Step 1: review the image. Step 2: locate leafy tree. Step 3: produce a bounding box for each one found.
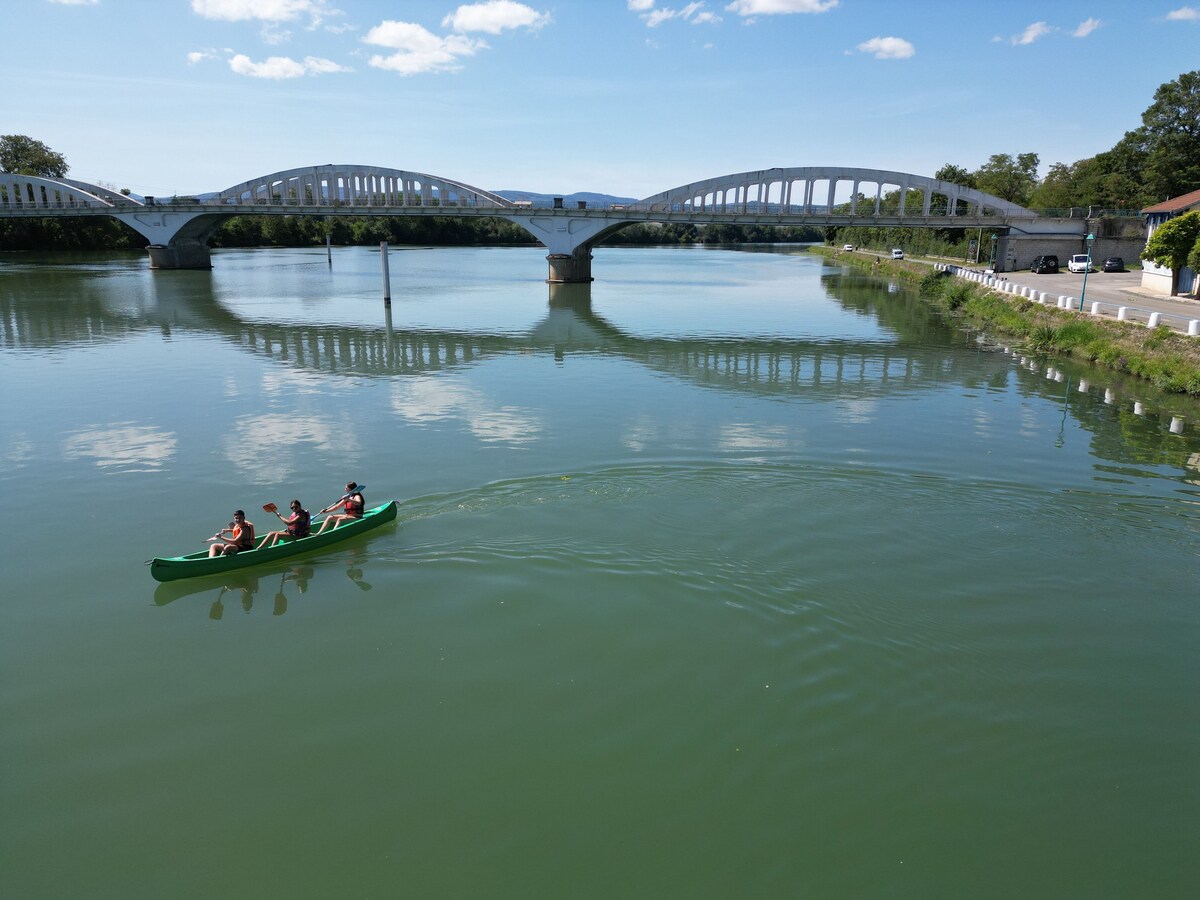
[1142,210,1200,295]
[973,153,1039,205]
[933,164,976,189]
[1028,162,1078,210]
[1137,69,1200,203]
[0,134,68,178]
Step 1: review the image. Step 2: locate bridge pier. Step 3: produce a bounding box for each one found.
[546,248,593,284]
[147,239,213,270]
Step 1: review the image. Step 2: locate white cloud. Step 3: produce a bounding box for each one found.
[221,414,341,483]
[717,423,790,452]
[301,55,351,74]
[1073,17,1100,37]
[1166,6,1199,20]
[442,1,550,34]
[364,20,486,75]
[1012,21,1052,45]
[390,379,542,445]
[641,2,721,27]
[627,0,655,10]
[856,36,915,59]
[228,53,348,78]
[63,425,177,472]
[725,0,837,15]
[191,0,332,24]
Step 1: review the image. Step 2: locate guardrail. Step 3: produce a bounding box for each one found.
[936,264,1200,337]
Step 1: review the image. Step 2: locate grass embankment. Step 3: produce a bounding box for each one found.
[813,246,1200,397]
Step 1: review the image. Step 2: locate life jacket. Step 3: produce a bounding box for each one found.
[233,522,255,550]
[288,509,311,537]
[344,493,364,519]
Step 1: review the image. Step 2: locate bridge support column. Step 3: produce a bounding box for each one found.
[546,248,593,284]
[147,239,213,270]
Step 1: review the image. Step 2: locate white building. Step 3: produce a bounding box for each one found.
[1141,188,1200,296]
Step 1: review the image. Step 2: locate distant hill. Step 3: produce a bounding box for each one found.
[494,190,639,207]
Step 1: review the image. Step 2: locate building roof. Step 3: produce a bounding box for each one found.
[1143,187,1200,214]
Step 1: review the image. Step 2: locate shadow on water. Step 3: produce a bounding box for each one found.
[152,533,385,616]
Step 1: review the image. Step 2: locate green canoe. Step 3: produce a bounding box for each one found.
[150,501,398,582]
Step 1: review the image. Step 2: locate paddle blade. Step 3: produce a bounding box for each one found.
[263,502,278,513]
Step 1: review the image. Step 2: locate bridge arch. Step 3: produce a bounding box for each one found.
[215,164,514,210]
[0,174,142,210]
[637,167,1031,219]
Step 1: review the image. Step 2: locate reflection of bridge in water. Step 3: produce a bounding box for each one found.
[2,272,991,401]
[6,262,1195,464]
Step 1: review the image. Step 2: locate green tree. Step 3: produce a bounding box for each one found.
[1142,210,1200,295]
[973,153,1039,205]
[933,164,976,188]
[1027,162,1077,210]
[1137,69,1200,203]
[0,134,68,177]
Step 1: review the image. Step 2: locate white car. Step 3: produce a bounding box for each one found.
[1068,254,1091,273]
[842,244,855,252]
[891,248,904,259]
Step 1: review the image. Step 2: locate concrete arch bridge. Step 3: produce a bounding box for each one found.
[0,164,1084,280]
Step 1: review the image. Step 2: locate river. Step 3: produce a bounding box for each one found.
[1,244,1197,898]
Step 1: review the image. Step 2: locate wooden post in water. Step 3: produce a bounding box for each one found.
[326,233,332,267]
[380,241,391,306]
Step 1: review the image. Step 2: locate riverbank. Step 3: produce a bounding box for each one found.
[811,246,1200,397]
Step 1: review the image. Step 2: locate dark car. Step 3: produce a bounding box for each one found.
[1030,255,1059,274]
[1102,256,1126,272]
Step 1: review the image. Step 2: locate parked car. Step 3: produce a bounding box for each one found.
[1068,254,1091,273]
[1030,255,1059,274]
[1102,256,1126,272]
[842,244,855,252]
[891,248,904,259]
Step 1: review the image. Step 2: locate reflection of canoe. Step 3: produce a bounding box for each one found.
[150,501,397,582]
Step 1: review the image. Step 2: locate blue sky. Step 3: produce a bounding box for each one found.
[4,0,1198,199]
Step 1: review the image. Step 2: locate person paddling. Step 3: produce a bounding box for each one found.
[314,481,365,535]
[207,510,255,557]
[257,500,311,550]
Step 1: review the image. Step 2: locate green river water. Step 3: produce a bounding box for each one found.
[1,245,1197,898]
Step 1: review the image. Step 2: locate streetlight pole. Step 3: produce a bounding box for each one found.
[1076,233,1095,312]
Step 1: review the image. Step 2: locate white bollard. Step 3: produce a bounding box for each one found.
[1189,320,1199,336]
[1170,417,1184,435]
[1090,301,1101,316]
[1134,402,1145,416]
[1117,307,1128,321]
[1078,380,1089,392]
[1104,389,1114,404]
[1148,312,1161,328]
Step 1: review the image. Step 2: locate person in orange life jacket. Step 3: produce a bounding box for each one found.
[208,510,255,557]
[314,482,365,535]
[257,500,311,550]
